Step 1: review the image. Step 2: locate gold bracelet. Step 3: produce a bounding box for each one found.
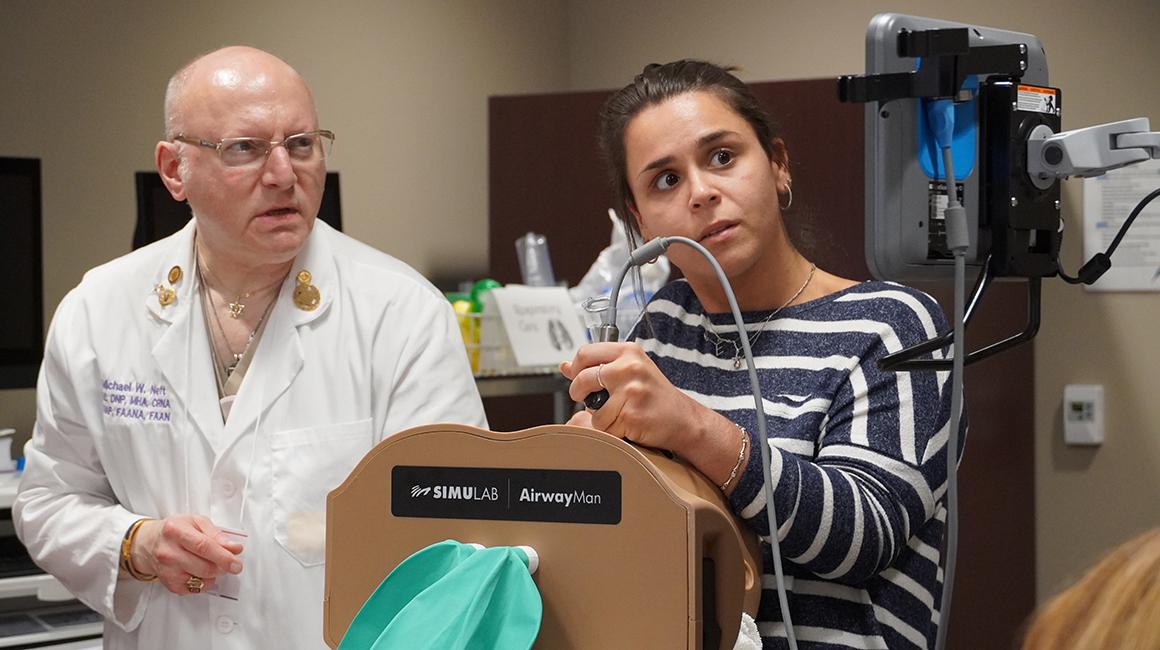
[120,518,158,582]
[719,424,749,492]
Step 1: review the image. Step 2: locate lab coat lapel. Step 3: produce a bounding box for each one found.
[146,221,226,453]
[218,223,335,454]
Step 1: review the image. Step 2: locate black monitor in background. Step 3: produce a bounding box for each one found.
[132,171,343,249]
[0,157,44,390]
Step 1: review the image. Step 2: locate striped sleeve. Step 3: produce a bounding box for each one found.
[726,286,956,584]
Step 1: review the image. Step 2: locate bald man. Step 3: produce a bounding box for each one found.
[14,46,486,648]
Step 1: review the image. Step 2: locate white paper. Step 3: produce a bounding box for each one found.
[489,286,586,367]
[1082,159,1160,291]
[208,527,248,601]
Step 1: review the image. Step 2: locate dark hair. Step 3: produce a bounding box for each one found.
[598,60,782,242]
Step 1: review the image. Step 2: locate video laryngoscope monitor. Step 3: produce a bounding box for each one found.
[837,13,1160,650]
[840,13,1160,370]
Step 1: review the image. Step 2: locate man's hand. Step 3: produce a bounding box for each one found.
[130,514,244,595]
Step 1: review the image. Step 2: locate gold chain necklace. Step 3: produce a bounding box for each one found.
[197,254,285,319]
[702,263,817,369]
[195,261,277,377]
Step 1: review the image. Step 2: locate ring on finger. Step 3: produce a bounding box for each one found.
[186,575,204,594]
[596,363,606,389]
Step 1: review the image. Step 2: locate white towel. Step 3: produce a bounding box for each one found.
[733,612,762,650]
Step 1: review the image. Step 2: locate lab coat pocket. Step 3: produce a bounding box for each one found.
[270,418,373,567]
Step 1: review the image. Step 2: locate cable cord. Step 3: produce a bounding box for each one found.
[605,235,798,650]
[1059,186,1160,285]
[934,146,967,650]
[1100,186,1160,256]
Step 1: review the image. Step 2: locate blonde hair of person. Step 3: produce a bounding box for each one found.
[1022,527,1160,650]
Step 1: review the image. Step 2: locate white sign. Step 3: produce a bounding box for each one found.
[1082,159,1160,291]
[489,286,586,367]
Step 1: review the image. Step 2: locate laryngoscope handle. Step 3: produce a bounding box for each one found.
[582,238,669,411]
[584,323,619,409]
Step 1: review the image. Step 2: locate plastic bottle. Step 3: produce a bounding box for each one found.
[514,232,556,287]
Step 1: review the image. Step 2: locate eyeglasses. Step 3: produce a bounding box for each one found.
[172,130,335,168]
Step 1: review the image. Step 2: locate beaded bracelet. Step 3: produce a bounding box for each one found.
[719,424,749,492]
[120,518,158,582]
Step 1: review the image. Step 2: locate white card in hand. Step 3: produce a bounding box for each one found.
[208,528,248,601]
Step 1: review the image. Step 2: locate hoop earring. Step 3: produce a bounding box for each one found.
[779,185,793,211]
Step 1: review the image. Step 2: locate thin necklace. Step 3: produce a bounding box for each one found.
[196,262,277,377]
[702,262,817,369]
[198,253,286,319]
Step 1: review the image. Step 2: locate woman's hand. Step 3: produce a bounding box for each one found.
[561,342,750,491]
[130,514,244,595]
[556,343,719,459]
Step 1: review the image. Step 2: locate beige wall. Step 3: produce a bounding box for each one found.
[1,0,1157,611]
[560,0,1160,603]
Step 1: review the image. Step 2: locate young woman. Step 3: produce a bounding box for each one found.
[561,60,962,649]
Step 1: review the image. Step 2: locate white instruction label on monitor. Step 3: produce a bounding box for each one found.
[1082,158,1160,291]
[490,286,586,366]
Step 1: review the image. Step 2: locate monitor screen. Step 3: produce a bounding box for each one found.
[133,171,343,249]
[0,157,44,389]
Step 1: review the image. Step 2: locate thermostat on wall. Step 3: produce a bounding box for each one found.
[1063,384,1104,446]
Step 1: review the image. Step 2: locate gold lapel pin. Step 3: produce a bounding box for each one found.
[155,265,182,308]
[154,283,176,307]
[293,269,320,311]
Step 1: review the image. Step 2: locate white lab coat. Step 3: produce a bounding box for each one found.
[14,220,487,649]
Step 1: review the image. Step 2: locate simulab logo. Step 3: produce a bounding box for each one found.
[410,483,499,501]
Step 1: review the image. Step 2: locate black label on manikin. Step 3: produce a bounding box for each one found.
[391,466,621,525]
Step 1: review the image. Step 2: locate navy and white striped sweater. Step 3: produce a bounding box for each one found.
[630,279,965,649]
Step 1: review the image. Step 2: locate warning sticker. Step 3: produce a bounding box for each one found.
[1017,85,1059,114]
